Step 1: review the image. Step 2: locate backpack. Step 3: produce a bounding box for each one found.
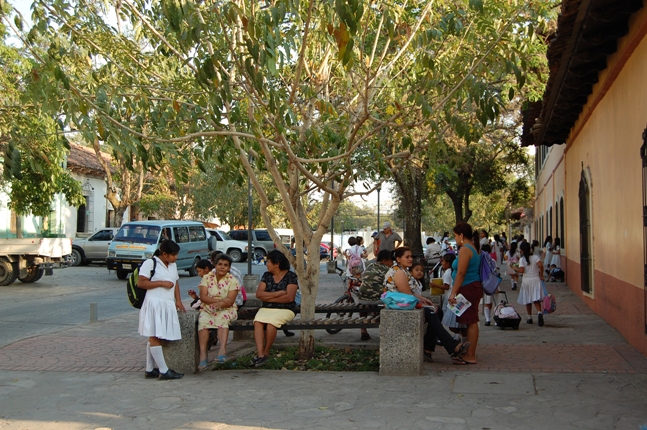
[348,246,364,272]
[480,251,502,295]
[126,258,157,309]
[380,291,419,310]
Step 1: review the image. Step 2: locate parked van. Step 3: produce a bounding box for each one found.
[107,220,209,279]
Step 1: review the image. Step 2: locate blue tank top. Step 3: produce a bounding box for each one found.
[451,244,481,286]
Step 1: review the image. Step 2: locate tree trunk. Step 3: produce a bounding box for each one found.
[393,166,425,255]
[299,252,319,360]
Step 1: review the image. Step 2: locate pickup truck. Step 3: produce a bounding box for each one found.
[206,229,250,263]
[0,237,72,286]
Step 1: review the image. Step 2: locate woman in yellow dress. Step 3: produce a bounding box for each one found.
[197,254,240,370]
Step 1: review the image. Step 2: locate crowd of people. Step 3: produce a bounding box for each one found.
[135,223,565,377]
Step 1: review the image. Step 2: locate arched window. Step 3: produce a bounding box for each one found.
[579,170,592,294]
[555,201,560,240]
[560,197,565,248]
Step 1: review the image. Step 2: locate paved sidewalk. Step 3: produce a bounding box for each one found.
[1,274,647,429]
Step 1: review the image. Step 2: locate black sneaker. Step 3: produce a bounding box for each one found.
[484,321,491,326]
[145,368,160,379]
[538,313,544,327]
[526,318,533,324]
[159,368,184,380]
[252,356,269,367]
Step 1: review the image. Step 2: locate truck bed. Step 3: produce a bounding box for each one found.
[1,238,72,258]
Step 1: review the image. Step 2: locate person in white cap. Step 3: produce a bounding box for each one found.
[376,222,402,254]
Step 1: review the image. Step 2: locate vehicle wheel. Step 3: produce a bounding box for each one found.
[70,249,84,267]
[228,249,243,263]
[0,259,18,286]
[325,294,355,334]
[188,258,200,277]
[18,268,45,283]
[116,269,129,280]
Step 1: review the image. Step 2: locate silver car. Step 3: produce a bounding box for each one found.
[71,228,119,266]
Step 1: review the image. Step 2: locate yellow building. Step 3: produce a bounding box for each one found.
[523,0,647,356]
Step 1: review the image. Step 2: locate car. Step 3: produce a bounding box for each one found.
[290,244,330,260]
[107,220,210,279]
[228,229,276,260]
[206,229,250,263]
[70,228,119,266]
[319,243,337,259]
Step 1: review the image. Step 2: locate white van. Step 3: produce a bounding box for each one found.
[107,220,210,279]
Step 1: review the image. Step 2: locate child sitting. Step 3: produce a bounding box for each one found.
[188,259,215,309]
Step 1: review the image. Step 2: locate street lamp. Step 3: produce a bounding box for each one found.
[377,186,382,231]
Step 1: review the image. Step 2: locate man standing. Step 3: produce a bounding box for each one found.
[376,222,402,254]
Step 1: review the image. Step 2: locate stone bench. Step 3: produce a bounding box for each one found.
[163,306,425,376]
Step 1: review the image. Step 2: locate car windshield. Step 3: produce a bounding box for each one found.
[113,225,161,245]
[218,231,233,241]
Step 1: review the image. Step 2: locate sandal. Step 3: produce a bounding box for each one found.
[452,356,468,365]
[198,360,208,371]
[216,355,227,363]
[451,341,470,358]
[453,356,477,365]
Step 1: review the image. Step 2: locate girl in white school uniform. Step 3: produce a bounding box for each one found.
[513,241,545,326]
[138,239,186,380]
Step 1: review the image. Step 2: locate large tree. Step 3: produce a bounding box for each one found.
[0,19,84,221]
[3,0,552,357]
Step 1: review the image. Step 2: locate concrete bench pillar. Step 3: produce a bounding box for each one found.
[163,310,199,375]
[379,309,424,376]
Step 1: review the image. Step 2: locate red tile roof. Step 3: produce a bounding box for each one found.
[67,143,112,178]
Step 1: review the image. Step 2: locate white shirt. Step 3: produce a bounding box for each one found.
[442,268,453,300]
[140,256,179,301]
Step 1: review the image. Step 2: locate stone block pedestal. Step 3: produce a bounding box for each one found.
[163,310,199,375]
[244,274,260,293]
[379,309,424,376]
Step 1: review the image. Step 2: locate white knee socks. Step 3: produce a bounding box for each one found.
[484,307,491,322]
[146,342,155,371]
[150,345,169,373]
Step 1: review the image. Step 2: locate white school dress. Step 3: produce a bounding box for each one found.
[517,255,543,305]
[543,242,553,268]
[550,246,561,268]
[138,256,182,341]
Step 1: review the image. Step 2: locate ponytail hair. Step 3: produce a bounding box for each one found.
[519,241,531,264]
[472,231,481,253]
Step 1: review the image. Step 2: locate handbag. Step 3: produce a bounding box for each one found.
[380,291,419,310]
[541,280,556,314]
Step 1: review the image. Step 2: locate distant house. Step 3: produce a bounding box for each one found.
[0,143,117,239]
[65,143,115,237]
[522,1,647,355]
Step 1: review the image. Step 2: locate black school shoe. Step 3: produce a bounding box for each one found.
[159,368,184,380]
[144,368,160,379]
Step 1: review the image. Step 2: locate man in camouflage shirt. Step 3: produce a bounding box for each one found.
[358,250,393,340]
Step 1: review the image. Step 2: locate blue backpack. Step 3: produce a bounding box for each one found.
[480,251,502,295]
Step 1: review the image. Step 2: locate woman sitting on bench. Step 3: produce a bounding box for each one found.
[197,253,240,370]
[252,250,299,367]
